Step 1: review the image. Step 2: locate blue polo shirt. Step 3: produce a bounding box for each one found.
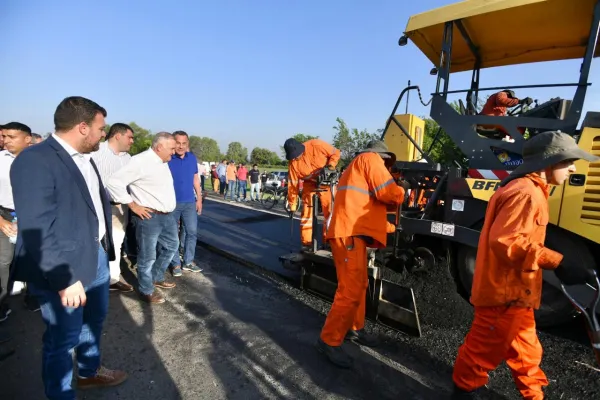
[168,152,199,203]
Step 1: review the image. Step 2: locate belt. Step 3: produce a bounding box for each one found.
[0,206,14,221]
[150,209,168,215]
[110,201,119,206]
[100,234,109,253]
[132,208,169,216]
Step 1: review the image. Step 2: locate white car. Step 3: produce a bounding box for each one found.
[265,171,288,188]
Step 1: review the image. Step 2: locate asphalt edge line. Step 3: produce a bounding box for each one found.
[196,238,299,286]
[204,196,300,220]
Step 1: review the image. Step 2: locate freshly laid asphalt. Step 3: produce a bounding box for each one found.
[0,195,599,399]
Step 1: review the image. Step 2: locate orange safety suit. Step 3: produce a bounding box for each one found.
[287,139,341,246]
[453,174,563,400]
[479,91,525,136]
[320,152,405,346]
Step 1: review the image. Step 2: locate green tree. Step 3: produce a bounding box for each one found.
[279,133,319,158]
[103,122,152,155]
[420,101,468,167]
[250,147,281,166]
[189,136,222,162]
[225,141,248,163]
[332,117,379,167]
[422,118,467,167]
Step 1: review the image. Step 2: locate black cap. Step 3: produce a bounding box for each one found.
[283,138,305,161]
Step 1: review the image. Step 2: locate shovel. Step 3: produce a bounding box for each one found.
[560,270,600,367]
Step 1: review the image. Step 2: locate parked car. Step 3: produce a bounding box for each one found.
[265,171,288,188]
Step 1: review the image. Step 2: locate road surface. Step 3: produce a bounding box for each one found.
[0,196,598,399]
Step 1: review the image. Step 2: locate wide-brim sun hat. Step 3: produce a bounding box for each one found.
[356,140,397,164]
[501,130,600,186]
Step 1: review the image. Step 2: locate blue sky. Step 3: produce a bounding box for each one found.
[1,0,598,157]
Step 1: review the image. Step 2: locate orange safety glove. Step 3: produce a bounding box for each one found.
[386,221,396,233]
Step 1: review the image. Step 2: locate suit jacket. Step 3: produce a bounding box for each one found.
[10,135,115,291]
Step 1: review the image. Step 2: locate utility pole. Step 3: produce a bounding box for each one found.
[405,80,411,114]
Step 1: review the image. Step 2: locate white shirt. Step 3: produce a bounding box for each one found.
[106,148,176,213]
[52,134,106,240]
[91,141,132,187]
[0,150,16,210]
[197,163,206,176]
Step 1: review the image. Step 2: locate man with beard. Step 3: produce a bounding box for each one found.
[10,96,128,399]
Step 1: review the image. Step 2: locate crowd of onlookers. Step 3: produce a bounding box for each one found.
[0,96,296,399]
[0,96,222,398]
[210,160,276,202]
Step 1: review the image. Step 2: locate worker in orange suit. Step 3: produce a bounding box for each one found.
[480,90,532,118]
[478,90,532,138]
[316,140,409,368]
[284,138,341,250]
[451,131,599,399]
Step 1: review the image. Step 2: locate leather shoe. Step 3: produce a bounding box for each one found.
[140,292,165,304]
[77,366,128,389]
[154,281,176,289]
[109,281,133,293]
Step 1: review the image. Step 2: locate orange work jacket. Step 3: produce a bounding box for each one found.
[480,91,520,117]
[470,174,563,309]
[288,139,340,206]
[325,152,405,248]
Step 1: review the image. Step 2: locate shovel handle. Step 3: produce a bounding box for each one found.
[560,271,600,329]
[561,270,600,367]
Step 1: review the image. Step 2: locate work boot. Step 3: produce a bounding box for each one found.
[345,329,380,347]
[450,385,481,399]
[315,338,353,369]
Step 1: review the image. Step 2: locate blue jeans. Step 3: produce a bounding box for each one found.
[219,177,226,195]
[29,245,109,400]
[238,181,247,199]
[227,180,236,200]
[171,202,198,266]
[135,213,179,295]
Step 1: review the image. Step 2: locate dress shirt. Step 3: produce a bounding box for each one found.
[0,150,16,210]
[197,163,206,176]
[52,134,106,240]
[106,148,176,213]
[91,141,131,187]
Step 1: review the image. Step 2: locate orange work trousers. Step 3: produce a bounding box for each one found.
[453,306,548,400]
[299,181,331,246]
[320,236,368,346]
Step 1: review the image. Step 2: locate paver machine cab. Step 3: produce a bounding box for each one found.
[280,0,600,346]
